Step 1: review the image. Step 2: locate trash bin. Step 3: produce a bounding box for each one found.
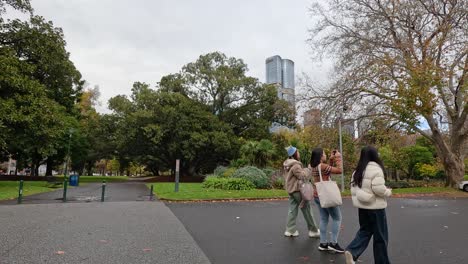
[69,174,79,186]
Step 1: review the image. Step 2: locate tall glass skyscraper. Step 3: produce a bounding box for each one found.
[266,55,296,133]
[265,55,295,104]
[265,55,282,85]
[281,59,294,89]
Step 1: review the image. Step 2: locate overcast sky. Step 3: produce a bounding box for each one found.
[27,0,332,113]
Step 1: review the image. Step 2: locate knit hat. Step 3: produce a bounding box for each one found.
[286,146,297,157]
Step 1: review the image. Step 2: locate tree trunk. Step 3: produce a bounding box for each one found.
[430,129,465,187]
[34,165,39,177]
[46,158,53,176]
[441,153,464,187]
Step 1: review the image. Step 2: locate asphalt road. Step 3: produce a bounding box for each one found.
[0,202,211,264]
[168,197,468,264]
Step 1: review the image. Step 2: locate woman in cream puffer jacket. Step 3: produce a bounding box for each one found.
[345,146,392,264]
[350,161,392,209]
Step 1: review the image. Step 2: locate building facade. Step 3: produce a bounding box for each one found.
[265,55,295,106]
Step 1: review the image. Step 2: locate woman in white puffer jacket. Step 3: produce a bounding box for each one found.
[345,146,392,264]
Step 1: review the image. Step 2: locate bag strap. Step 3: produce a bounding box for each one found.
[318,163,323,182]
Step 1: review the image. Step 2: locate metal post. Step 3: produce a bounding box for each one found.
[18,180,24,204]
[101,180,106,202]
[175,159,180,192]
[63,179,68,202]
[338,117,345,192]
[64,129,73,179]
[150,184,154,200]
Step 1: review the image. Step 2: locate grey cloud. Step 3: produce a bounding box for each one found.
[30,0,330,113]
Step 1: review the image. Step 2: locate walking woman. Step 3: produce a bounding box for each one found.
[345,146,392,264]
[283,146,320,238]
[309,148,344,253]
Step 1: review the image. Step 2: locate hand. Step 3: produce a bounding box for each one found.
[331,150,341,159]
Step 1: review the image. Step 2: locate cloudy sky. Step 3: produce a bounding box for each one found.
[26,0,332,113]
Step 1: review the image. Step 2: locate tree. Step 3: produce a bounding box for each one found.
[159,52,294,139]
[401,145,435,179]
[239,139,276,168]
[0,0,32,15]
[109,83,240,176]
[0,47,75,175]
[1,16,83,111]
[308,0,467,186]
[1,6,84,175]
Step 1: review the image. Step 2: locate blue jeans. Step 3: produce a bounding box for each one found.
[314,197,342,244]
[346,208,390,264]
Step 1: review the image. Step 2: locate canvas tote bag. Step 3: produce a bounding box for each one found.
[315,164,342,208]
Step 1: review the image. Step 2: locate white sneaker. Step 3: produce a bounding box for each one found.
[345,251,355,264]
[308,230,320,238]
[284,230,299,237]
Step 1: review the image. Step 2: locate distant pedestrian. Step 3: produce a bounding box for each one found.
[345,146,392,264]
[283,146,320,238]
[309,148,344,253]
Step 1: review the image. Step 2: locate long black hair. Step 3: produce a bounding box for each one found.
[352,146,385,188]
[309,148,323,168]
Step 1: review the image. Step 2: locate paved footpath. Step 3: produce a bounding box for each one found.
[1,182,152,205]
[168,197,468,264]
[0,201,211,264]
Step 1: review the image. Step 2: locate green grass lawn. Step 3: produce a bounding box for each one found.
[55,176,129,183]
[391,187,459,194]
[148,183,466,201]
[0,181,59,201]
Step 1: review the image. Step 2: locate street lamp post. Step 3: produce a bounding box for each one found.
[338,105,348,193]
[64,129,73,179]
[338,117,344,192]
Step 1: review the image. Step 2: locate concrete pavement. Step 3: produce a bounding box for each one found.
[0,201,211,264]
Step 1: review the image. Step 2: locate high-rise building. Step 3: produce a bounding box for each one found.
[266,55,296,133]
[281,59,294,89]
[265,55,295,105]
[265,55,282,86]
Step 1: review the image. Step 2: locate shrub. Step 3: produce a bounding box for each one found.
[214,166,228,177]
[272,177,285,189]
[415,163,438,178]
[232,166,270,189]
[202,176,255,190]
[222,167,236,178]
[230,158,248,168]
[386,181,411,189]
[262,167,276,178]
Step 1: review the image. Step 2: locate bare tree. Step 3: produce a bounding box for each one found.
[307,0,467,186]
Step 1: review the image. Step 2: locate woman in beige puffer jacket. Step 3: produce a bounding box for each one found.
[345,146,392,264]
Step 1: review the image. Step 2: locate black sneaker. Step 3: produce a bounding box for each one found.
[318,243,329,251]
[328,243,345,253]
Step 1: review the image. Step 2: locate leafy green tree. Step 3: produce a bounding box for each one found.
[0,47,75,175]
[109,83,240,176]
[159,52,294,139]
[239,139,275,168]
[1,7,84,175]
[0,0,32,15]
[401,145,434,179]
